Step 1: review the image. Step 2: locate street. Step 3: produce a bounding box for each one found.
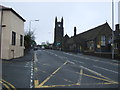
[2,49,119,89]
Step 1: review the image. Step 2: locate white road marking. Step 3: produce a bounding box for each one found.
[77,69,83,84]
[34,51,38,63]
[67,60,75,64]
[30,61,34,88]
[72,60,84,64]
[63,52,118,66]
[93,65,118,74]
[80,65,102,76]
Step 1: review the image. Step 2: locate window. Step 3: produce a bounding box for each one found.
[12,31,16,45]
[114,43,118,49]
[108,36,112,44]
[20,35,23,46]
[101,36,106,46]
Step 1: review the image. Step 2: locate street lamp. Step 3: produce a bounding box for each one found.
[112,0,114,59]
[29,19,39,33]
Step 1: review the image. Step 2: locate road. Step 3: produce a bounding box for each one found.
[33,49,119,88]
[1,49,119,89]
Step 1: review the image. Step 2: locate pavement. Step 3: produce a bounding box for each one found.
[1,49,120,89]
[2,50,34,89]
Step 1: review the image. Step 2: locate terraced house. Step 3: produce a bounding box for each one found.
[0,5,25,60]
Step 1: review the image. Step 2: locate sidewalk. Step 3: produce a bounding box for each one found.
[2,49,34,62]
[82,51,120,61]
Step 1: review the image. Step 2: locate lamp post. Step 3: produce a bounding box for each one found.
[112,0,114,59]
[29,19,39,33]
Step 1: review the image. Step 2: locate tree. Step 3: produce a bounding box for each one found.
[24,31,36,51]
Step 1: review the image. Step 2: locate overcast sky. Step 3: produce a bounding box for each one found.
[1,1,119,44]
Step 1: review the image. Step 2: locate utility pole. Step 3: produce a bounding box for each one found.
[112,0,114,59]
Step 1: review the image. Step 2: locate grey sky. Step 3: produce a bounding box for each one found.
[1,1,118,44]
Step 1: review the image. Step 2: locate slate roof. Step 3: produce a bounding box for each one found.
[0,5,25,22]
[76,22,111,41]
[66,22,112,46]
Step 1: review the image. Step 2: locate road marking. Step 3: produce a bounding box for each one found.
[34,80,39,88]
[0,81,11,90]
[72,60,84,64]
[43,64,51,67]
[93,65,118,74]
[80,66,101,76]
[40,83,78,88]
[40,81,119,88]
[34,51,38,63]
[30,62,34,88]
[79,65,118,84]
[0,80,16,90]
[35,61,68,88]
[2,80,16,89]
[64,79,74,83]
[81,73,115,83]
[77,68,83,84]
[62,51,118,66]
[67,60,75,64]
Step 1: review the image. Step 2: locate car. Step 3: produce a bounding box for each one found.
[34,47,38,50]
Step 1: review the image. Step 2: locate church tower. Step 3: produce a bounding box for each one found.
[54,17,64,49]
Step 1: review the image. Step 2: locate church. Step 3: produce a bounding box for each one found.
[53,17,64,50]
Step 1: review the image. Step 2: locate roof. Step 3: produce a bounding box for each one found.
[76,22,111,41]
[66,22,112,46]
[64,34,69,38]
[0,5,25,22]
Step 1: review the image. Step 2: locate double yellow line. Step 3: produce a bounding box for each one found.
[0,79,16,90]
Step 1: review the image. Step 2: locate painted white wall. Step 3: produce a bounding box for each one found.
[1,10,25,60]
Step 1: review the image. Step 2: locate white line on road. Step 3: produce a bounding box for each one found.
[62,51,118,66]
[80,65,102,76]
[67,60,75,64]
[72,60,84,64]
[34,51,38,63]
[30,61,34,88]
[93,65,118,74]
[77,69,83,84]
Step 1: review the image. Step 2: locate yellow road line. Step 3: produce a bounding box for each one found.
[41,83,78,88]
[96,74,118,84]
[81,73,118,84]
[34,80,39,88]
[40,81,118,88]
[0,81,11,90]
[80,66,118,84]
[35,61,68,88]
[2,80,16,90]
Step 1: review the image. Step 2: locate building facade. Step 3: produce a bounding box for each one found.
[114,24,120,55]
[53,17,64,50]
[62,22,113,53]
[0,5,25,60]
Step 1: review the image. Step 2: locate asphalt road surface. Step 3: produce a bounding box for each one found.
[33,50,119,88]
[1,49,119,89]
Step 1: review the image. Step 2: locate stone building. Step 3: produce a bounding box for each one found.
[53,17,64,50]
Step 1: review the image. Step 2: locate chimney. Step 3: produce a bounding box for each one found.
[115,24,119,31]
[74,27,76,36]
